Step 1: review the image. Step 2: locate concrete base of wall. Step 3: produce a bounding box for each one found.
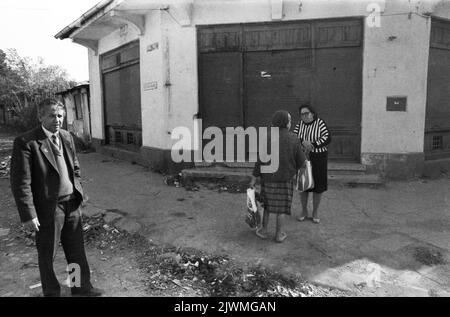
[91,139,193,174]
[90,140,449,179]
[100,146,146,165]
[91,138,105,149]
[141,146,194,174]
[362,152,424,180]
[423,158,450,178]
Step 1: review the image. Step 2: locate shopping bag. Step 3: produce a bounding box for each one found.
[296,160,314,192]
[245,188,263,229]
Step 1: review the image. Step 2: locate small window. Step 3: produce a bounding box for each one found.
[432,136,443,150]
[127,132,134,144]
[115,131,122,143]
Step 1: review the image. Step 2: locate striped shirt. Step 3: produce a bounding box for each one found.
[292,117,331,153]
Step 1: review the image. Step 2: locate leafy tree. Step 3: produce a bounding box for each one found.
[0,48,76,131]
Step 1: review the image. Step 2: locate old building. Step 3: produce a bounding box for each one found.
[56,0,450,179]
[55,82,92,145]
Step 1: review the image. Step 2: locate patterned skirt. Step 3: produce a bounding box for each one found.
[261,179,294,215]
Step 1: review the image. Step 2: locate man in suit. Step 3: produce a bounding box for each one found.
[10,98,103,297]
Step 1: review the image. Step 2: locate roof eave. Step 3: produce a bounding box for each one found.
[55,0,116,39]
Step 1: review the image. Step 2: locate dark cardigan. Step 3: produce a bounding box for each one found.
[253,128,306,182]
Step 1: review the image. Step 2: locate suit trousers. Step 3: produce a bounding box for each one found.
[35,199,92,297]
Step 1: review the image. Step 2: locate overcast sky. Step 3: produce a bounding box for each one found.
[0,0,101,82]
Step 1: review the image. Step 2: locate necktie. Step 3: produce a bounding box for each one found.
[51,135,58,147]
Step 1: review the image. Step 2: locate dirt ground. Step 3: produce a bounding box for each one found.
[0,131,347,297]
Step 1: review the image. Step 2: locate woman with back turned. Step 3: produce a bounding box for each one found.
[293,104,331,224]
[250,110,306,243]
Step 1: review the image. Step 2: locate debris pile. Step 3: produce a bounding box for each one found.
[164,174,183,188]
[82,215,126,251]
[19,227,36,247]
[135,244,343,297]
[0,156,11,178]
[78,215,347,297]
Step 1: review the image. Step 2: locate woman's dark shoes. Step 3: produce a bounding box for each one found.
[71,286,104,297]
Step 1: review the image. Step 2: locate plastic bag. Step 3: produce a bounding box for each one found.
[245,188,263,229]
[296,160,314,192]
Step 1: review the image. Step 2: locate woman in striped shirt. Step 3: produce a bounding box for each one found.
[293,104,331,224]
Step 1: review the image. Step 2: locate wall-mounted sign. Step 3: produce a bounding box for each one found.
[144,81,158,91]
[386,96,407,111]
[147,42,159,52]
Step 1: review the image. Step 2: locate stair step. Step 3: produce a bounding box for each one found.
[194,161,255,168]
[182,166,384,188]
[181,167,252,183]
[328,162,366,171]
[194,162,367,173]
[328,174,384,187]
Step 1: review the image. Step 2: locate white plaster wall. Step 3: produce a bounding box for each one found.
[140,11,167,149]
[431,0,450,19]
[192,0,386,25]
[163,12,198,151]
[98,23,140,55]
[88,49,103,140]
[361,12,430,154]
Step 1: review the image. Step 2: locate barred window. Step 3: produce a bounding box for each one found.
[115,131,122,143]
[127,132,134,144]
[432,135,443,150]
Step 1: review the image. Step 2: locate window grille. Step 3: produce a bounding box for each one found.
[115,131,122,143]
[432,135,443,150]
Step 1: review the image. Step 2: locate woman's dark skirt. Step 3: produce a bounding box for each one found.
[306,151,328,193]
[261,179,294,215]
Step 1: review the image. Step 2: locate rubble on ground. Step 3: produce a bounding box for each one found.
[0,156,11,178]
[164,173,249,194]
[81,215,347,297]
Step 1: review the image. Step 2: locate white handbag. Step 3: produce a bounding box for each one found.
[296,160,314,192]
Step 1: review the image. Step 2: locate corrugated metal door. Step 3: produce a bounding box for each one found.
[314,46,362,160]
[199,52,243,128]
[198,19,362,161]
[244,50,312,128]
[425,19,450,160]
[199,52,242,160]
[101,41,142,151]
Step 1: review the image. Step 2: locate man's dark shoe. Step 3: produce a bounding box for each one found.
[71,287,104,297]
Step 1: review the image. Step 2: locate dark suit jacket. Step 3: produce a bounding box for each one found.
[10,127,84,225]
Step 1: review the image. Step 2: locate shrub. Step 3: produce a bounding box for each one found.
[8,104,39,132]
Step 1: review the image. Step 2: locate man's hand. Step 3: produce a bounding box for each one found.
[23,218,40,232]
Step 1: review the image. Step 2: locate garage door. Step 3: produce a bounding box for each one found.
[198,19,362,162]
[101,41,142,151]
[425,19,450,160]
